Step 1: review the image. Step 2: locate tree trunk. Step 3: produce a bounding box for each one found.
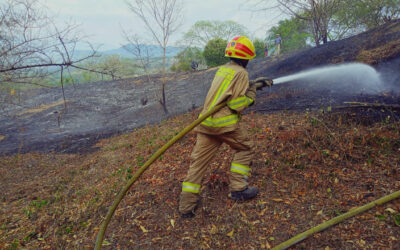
[322,32,328,44]
[161,46,168,113]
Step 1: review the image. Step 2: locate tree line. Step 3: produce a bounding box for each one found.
[1,0,398,113]
[172,0,399,70]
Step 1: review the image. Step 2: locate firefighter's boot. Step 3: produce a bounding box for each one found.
[230,186,258,201]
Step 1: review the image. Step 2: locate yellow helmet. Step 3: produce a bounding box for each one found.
[225,36,256,60]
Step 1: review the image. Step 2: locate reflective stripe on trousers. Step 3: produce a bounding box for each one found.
[182,182,201,194]
[230,162,251,177]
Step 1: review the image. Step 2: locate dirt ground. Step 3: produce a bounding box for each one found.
[0,109,399,249]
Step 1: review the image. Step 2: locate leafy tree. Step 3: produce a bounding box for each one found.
[253,38,267,58]
[183,20,248,47]
[203,38,229,68]
[254,0,399,45]
[268,17,311,54]
[254,0,341,46]
[97,55,137,80]
[334,0,400,32]
[70,55,137,84]
[170,47,205,72]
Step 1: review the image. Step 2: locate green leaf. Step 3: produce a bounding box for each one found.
[394,214,400,226]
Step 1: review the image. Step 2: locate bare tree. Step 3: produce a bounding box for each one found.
[275,0,342,46]
[125,0,183,113]
[122,32,153,82]
[0,0,125,115]
[122,32,154,105]
[0,0,100,85]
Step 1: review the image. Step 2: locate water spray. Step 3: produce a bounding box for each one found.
[271,63,382,93]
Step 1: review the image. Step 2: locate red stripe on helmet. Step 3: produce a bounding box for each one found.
[235,43,254,56]
[235,51,247,58]
[232,36,241,40]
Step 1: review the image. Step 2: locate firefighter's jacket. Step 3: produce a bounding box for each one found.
[195,61,257,135]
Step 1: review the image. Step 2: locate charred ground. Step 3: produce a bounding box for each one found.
[1,20,400,155]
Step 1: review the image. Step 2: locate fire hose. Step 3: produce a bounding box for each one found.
[272,189,400,249]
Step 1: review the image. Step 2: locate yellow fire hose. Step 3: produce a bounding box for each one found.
[272,189,400,249]
[94,101,228,249]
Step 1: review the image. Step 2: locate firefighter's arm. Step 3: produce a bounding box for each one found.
[249,77,273,89]
[227,71,255,112]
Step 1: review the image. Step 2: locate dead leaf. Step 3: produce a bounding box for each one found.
[271,198,283,202]
[385,208,397,214]
[140,225,148,233]
[210,224,218,234]
[226,229,234,238]
[152,237,162,242]
[259,207,268,216]
[170,219,175,228]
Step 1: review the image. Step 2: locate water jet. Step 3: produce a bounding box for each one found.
[272,63,382,94]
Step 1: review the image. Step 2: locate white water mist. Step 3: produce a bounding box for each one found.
[273,63,382,93]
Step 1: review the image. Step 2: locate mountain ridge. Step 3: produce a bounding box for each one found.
[74,44,184,59]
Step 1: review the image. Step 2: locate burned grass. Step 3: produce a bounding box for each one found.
[0,109,399,249]
[357,39,400,65]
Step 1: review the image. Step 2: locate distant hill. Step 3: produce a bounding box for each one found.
[74,44,183,59]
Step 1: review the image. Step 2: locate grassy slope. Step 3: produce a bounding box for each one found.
[0,109,399,249]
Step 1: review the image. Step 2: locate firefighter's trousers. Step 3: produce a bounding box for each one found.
[179,127,255,214]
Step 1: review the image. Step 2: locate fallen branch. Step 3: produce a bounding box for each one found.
[271,189,400,250]
[337,101,400,109]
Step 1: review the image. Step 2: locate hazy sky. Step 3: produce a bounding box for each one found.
[42,0,282,50]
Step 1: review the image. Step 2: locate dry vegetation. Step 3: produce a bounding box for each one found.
[1,108,399,249]
[357,39,400,65]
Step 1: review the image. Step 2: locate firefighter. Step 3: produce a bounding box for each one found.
[179,36,273,218]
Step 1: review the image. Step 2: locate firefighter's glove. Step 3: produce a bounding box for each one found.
[250,77,273,90]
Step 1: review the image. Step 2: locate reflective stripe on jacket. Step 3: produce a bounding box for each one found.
[195,61,256,135]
